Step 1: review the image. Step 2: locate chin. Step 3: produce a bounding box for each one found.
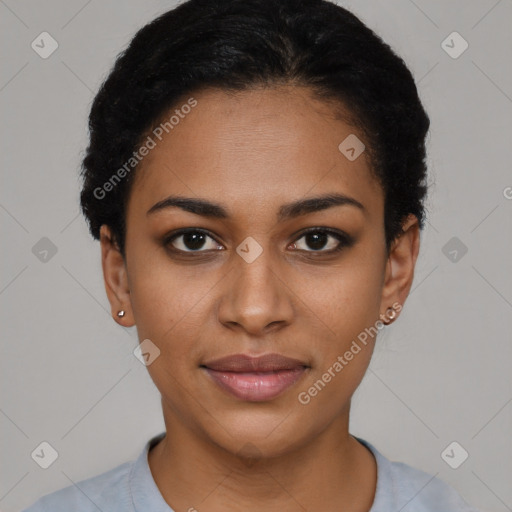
[200,406,313,460]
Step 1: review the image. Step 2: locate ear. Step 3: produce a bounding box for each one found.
[379,214,421,324]
[100,225,135,327]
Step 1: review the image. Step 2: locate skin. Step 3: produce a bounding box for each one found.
[100,85,420,512]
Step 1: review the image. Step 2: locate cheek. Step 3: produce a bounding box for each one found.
[302,258,385,343]
[294,251,385,408]
[127,244,214,339]
[128,261,211,407]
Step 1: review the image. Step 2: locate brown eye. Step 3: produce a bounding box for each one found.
[165,229,223,253]
[292,228,353,253]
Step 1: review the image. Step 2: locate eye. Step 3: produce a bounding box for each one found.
[163,227,353,256]
[290,228,353,253]
[164,229,223,253]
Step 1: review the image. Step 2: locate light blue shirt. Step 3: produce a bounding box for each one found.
[22,432,480,511]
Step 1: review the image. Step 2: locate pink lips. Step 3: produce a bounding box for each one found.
[202,353,309,402]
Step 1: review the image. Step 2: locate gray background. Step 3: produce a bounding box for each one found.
[1,0,511,511]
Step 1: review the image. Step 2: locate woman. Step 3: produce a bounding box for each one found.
[23,0,481,510]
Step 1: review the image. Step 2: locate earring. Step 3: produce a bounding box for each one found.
[383,306,397,325]
[117,310,125,318]
[385,306,397,320]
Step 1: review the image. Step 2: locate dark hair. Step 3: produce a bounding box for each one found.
[80,0,430,257]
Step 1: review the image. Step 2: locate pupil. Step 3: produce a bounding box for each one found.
[306,232,327,250]
[184,232,206,250]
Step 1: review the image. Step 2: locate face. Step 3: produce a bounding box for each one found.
[101,85,419,457]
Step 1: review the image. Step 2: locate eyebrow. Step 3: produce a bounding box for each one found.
[146,193,365,221]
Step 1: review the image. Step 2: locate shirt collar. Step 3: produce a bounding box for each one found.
[130,431,172,511]
[130,432,391,511]
[354,436,395,511]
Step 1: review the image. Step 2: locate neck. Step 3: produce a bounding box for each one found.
[148,403,377,512]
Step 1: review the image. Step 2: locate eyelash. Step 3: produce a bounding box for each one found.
[163,227,353,256]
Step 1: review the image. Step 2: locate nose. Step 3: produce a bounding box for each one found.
[217,248,295,336]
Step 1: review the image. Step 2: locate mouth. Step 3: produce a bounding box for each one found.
[200,353,310,402]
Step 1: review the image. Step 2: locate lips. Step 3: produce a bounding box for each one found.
[201,353,309,402]
[202,353,308,372]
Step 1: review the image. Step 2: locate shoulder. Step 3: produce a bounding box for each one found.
[21,460,134,512]
[355,437,482,512]
[386,459,480,511]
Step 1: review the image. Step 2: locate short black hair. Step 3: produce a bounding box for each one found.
[80,0,430,257]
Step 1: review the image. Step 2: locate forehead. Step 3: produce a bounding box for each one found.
[128,85,383,222]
